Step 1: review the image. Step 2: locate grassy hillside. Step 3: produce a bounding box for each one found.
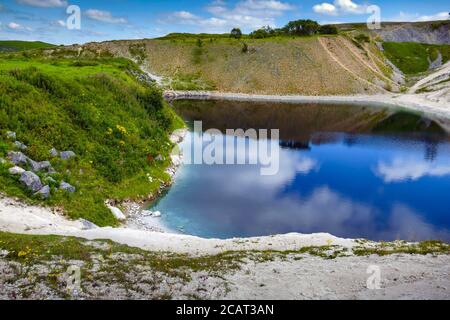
[83,35,398,95]
[383,42,450,75]
[0,49,183,226]
[0,41,56,52]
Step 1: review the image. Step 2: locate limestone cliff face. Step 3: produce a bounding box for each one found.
[375,22,450,45]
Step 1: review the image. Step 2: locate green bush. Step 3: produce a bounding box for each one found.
[319,25,338,35]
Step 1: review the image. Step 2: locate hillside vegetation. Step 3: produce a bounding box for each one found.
[0,48,183,226]
[383,42,450,75]
[83,34,400,95]
[0,41,56,52]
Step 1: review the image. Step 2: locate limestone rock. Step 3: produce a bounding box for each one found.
[6,131,16,140]
[34,185,50,199]
[107,204,126,221]
[60,181,76,193]
[8,166,25,175]
[8,151,28,166]
[19,171,43,193]
[50,148,58,157]
[60,151,76,160]
[14,141,28,151]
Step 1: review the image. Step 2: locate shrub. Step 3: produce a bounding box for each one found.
[241,42,249,53]
[319,25,338,35]
[230,28,243,39]
[355,34,370,43]
[283,19,319,36]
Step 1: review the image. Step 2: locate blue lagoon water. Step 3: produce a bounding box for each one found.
[148,100,450,241]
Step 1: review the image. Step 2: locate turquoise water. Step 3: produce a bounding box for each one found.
[147,100,450,241]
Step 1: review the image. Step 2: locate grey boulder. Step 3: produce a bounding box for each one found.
[8,151,28,166]
[60,151,76,160]
[34,185,50,199]
[50,148,58,157]
[20,171,43,193]
[78,218,99,230]
[6,131,16,140]
[14,141,28,151]
[29,159,53,173]
[60,181,76,193]
[9,166,25,175]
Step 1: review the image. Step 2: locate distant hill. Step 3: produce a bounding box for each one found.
[78,35,401,95]
[0,40,56,52]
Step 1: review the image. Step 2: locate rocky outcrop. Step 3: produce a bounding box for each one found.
[14,141,27,151]
[6,131,16,140]
[8,166,25,175]
[49,148,58,157]
[29,160,53,173]
[60,181,76,193]
[34,185,50,199]
[375,22,450,45]
[19,171,43,193]
[106,204,126,221]
[8,151,28,166]
[60,151,76,160]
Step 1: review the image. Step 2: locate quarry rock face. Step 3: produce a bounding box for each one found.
[376,23,450,45]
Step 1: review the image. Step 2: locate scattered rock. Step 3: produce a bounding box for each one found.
[60,151,76,160]
[14,141,27,151]
[152,211,162,218]
[60,181,76,193]
[141,210,161,218]
[155,154,164,161]
[107,204,126,221]
[6,131,16,140]
[19,171,43,193]
[29,160,53,173]
[78,218,99,230]
[8,166,25,175]
[49,148,58,157]
[0,158,5,165]
[8,151,28,166]
[141,210,153,217]
[34,185,50,199]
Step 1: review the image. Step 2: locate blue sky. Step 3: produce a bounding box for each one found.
[0,0,448,44]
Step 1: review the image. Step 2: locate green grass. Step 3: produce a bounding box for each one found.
[353,240,450,256]
[383,42,450,75]
[0,40,56,52]
[0,50,183,226]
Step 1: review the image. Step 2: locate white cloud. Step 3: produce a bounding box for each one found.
[389,11,449,22]
[173,11,199,20]
[375,158,450,183]
[313,0,367,16]
[8,22,22,29]
[165,0,294,32]
[6,21,33,32]
[85,9,128,24]
[16,0,67,8]
[416,12,449,22]
[313,3,338,16]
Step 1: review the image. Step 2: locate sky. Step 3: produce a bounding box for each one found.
[0,0,449,45]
